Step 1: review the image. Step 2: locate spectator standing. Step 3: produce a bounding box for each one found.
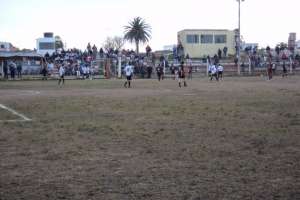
[213,54,219,65]
[223,46,228,57]
[17,61,22,79]
[9,61,16,80]
[218,49,222,59]
[146,45,152,57]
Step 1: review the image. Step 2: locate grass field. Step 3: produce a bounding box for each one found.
[0,76,299,200]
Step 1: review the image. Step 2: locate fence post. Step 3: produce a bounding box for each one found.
[1,61,3,77]
[206,59,209,76]
[118,56,122,78]
[289,57,293,74]
[248,57,251,75]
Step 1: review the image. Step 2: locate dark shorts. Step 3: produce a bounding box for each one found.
[126,75,132,81]
[283,67,287,73]
[60,75,64,79]
[218,71,223,75]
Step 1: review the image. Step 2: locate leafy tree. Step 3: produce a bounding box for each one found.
[278,42,288,51]
[124,17,151,54]
[55,36,64,49]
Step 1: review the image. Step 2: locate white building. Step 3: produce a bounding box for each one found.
[177,29,237,58]
[296,40,300,49]
[36,32,56,55]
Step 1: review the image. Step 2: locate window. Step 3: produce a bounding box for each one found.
[215,35,227,43]
[186,34,199,44]
[39,42,55,50]
[0,44,5,48]
[201,34,213,44]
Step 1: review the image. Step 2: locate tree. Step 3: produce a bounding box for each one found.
[55,36,64,49]
[103,36,125,52]
[124,17,151,54]
[277,42,288,51]
[113,36,125,51]
[103,37,116,52]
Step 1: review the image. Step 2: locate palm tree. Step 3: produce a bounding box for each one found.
[124,17,151,54]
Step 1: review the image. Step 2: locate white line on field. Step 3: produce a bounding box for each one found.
[27,90,41,95]
[0,119,30,123]
[0,104,32,122]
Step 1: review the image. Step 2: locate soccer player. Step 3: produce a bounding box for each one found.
[58,64,65,85]
[209,64,218,81]
[124,62,134,88]
[217,64,224,80]
[282,61,287,77]
[156,64,163,81]
[178,61,187,87]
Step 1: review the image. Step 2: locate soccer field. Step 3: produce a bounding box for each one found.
[0,77,299,199]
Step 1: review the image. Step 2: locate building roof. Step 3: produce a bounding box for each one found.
[178,29,234,33]
[0,51,43,58]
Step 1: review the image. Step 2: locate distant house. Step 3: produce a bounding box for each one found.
[177,29,237,58]
[0,42,18,52]
[36,32,56,56]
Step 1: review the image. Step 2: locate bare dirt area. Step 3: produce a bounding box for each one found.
[0,76,300,200]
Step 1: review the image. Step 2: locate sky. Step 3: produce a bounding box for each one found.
[0,0,299,51]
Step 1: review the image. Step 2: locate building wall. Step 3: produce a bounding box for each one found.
[177,29,236,58]
[36,37,56,55]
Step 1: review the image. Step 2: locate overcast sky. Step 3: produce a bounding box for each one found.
[0,0,299,51]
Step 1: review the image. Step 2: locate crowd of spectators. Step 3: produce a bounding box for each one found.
[43,43,167,78]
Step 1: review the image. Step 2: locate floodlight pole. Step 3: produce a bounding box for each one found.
[237,0,244,75]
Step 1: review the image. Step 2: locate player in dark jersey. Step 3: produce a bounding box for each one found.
[178,61,187,87]
[156,64,163,81]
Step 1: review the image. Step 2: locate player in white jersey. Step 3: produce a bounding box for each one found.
[217,64,224,80]
[124,62,134,88]
[58,64,65,85]
[209,64,218,81]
